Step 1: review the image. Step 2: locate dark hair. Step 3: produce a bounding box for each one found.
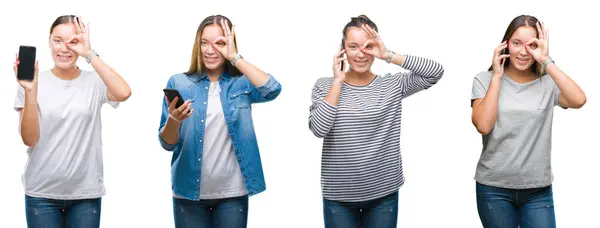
[489,15,543,76]
[50,15,77,35]
[341,15,378,48]
[185,15,242,77]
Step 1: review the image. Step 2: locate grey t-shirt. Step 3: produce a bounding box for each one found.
[14,70,118,200]
[471,71,563,189]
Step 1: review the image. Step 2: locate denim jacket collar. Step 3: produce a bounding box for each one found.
[188,70,233,82]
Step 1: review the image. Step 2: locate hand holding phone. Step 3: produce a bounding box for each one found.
[333,46,347,83]
[492,41,510,77]
[163,88,193,122]
[163,89,186,108]
[14,46,39,90]
[16,46,37,80]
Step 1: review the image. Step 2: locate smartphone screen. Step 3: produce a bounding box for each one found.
[17,46,36,81]
[163,89,185,108]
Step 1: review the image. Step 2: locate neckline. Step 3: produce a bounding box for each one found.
[344,75,379,90]
[502,73,543,86]
[50,69,83,85]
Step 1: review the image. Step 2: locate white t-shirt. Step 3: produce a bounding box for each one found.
[199,81,247,199]
[14,69,118,200]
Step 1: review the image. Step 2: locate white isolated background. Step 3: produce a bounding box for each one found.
[0,0,598,227]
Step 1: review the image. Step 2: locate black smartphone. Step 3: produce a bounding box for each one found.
[163,88,185,108]
[17,45,36,81]
[339,43,345,71]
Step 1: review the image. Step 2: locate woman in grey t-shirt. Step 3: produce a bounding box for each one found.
[470,15,586,227]
[13,15,131,228]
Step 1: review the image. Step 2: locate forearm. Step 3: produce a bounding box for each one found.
[20,90,40,147]
[324,80,343,107]
[472,76,501,135]
[89,55,131,101]
[385,52,407,66]
[545,62,586,107]
[232,58,269,87]
[159,118,181,145]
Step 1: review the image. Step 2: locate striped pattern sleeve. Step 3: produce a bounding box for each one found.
[397,55,444,98]
[309,78,337,138]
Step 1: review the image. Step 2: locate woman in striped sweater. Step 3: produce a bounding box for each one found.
[308,15,444,228]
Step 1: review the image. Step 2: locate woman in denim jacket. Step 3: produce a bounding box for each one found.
[158,15,282,228]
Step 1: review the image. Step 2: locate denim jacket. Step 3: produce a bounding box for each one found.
[158,71,281,200]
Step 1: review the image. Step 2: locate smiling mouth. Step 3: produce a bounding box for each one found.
[204,56,219,62]
[516,57,530,63]
[354,59,369,64]
[57,54,73,61]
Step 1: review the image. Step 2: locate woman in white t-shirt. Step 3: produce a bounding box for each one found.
[13,15,131,228]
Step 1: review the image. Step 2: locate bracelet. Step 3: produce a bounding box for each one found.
[541,57,554,70]
[385,50,395,64]
[168,114,181,123]
[230,54,243,66]
[86,50,99,63]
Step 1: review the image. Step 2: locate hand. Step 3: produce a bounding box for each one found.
[359,24,388,59]
[211,18,237,60]
[14,53,39,91]
[333,48,347,83]
[525,21,550,63]
[165,96,193,122]
[65,16,93,59]
[492,41,509,77]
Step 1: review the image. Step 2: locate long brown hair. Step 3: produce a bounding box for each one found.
[185,15,242,77]
[489,15,543,76]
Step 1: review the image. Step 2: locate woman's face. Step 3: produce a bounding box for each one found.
[49,23,79,69]
[343,27,375,74]
[200,23,227,72]
[507,26,538,72]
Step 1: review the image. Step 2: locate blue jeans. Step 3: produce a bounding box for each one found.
[25,195,102,228]
[173,195,249,228]
[323,191,398,228]
[476,182,556,228]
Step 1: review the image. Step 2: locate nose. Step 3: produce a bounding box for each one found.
[357,49,366,58]
[206,44,215,54]
[519,46,528,56]
[59,42,69,52]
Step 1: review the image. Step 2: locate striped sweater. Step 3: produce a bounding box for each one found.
[309,55,444,202]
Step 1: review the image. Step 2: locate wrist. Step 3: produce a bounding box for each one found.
[168,114,181,123]
[333,78,345,85]
[85,50,99,63]
[230,53,242,66]
[540,57,554,70]
[384,50,395,63]
[24,85,38,93]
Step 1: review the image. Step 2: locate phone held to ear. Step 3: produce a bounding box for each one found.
[340,53,345,71]
[17,45,36,81]
[339,43,345,71]
[163,89,185,108]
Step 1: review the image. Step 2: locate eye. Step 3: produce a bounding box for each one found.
[512,42,520,46]
[215,41,226,47]
[349,45,357,49]
[54,40,62,44]
[528,43,538,49]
